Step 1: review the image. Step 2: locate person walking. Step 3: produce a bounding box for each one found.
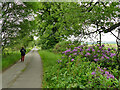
[20,47,26,62]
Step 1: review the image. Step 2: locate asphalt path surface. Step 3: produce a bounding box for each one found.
[2,47,43,88]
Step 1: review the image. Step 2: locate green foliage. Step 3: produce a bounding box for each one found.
[53,40,72,53]
[43,60,118,88]
[2,2,120,50]
[53,40,81,53]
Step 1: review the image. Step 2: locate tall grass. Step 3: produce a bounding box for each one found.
[2,48,32,71]
[38,50,62,87]
[2,51,21,70]
[38,50,62,72]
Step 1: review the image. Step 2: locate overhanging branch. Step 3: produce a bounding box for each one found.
[104,22,120,33]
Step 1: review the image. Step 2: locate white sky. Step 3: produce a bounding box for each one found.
[34,30,119,42]
[34,36,39,40]
[101,30,117,42]
[68,30,118,42]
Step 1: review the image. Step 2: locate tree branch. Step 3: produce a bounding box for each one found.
[104,22,120,33]
[88,2,99,12]
[111,31,120,40]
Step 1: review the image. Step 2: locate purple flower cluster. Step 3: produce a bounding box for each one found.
[85,52,91,56]
[57,60,62,63]
[61,44,116,64]
[71,59,74,61]
[91,67,115,79]
[110,53,116,57]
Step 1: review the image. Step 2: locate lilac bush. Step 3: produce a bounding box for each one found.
[62,44,117,68]
[91,67,115,79]
[53,44,119,88]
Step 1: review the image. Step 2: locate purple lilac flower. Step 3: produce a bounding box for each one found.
[97,50,100,52]
[91,72,96,75]
[80,49,83,52]
[85,52,91,56]
[100,68,104,72]
[75,47,77,49]
[86,49,90,51]
[94,55,97,57]
[87,52,91,55]
[73,53,77,55]
[97,66,100,69]
[99,46,102,49]
[71,59,74,61]
[89,47,92,49]
[104,54,107,57]
[102,44,104,47]
[68,49,71,52]
[105,71,109,75]
[110,53,116,57]
[57,60,62,63]
[106,51,110,54]
[77,46,81,48]
[101,56,104,59]
[69,44,71,46]
[107,76,110,79]
[94,58,99,61]
[104,68,107,70]
[80,52,83,55]
[108,48,111,51]
[97,44,99,47]
[114,49,116,51]
[92,49,95,52]
[105,56,110,59]
[88,81,91,83]
[109,74,115,79]
[102,50,104,52]
[73,49,77,52]
[69,55,71,58]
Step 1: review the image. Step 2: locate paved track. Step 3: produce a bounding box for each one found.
[2,47,43,88]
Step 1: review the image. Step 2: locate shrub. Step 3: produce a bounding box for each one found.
[43,44,119,88]
[62,44,119,69]
[43,60,118,88]
[53,40,81,54]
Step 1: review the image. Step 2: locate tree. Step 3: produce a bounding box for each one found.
[2,2,35,50]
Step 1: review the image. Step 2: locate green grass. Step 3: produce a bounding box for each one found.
[38,50,62,88]
[38,50,62,72]
[2,48,32,71]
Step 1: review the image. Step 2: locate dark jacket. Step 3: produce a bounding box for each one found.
[20,48,26,56]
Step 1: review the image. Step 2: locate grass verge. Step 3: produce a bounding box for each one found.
[2,48,32,71]
[38,50,62,72]
[38,50,62,87]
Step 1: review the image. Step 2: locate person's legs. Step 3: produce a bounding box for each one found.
[21,55,24,62]
[22,55,25,62]
[21,55,23,62]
